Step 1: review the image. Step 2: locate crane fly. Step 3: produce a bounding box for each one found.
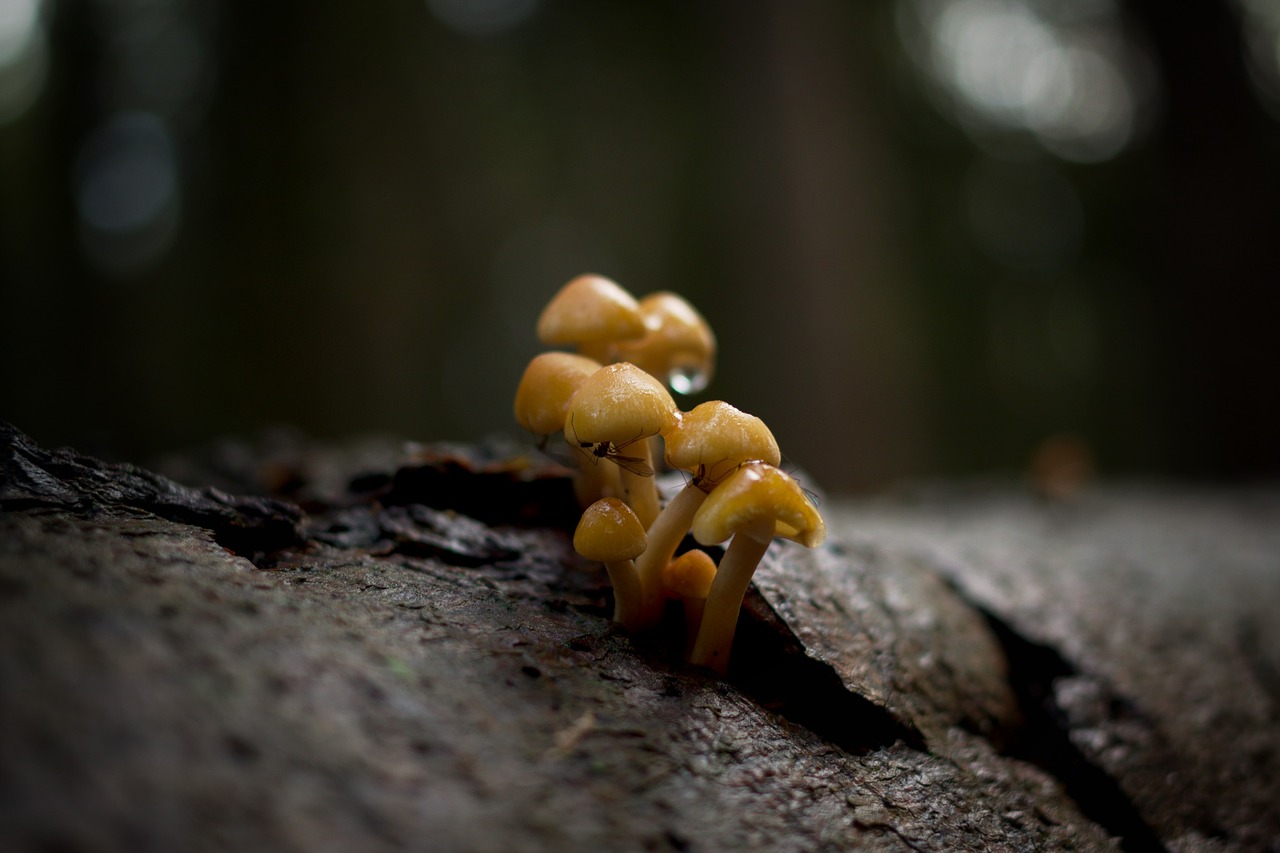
[568,415,655,477]
[689,458,758,492]
[580,436,654,478]
[688,458,823,506]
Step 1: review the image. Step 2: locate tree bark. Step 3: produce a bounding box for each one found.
[1,423,1276,851]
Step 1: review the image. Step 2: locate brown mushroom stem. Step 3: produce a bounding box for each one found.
[571,458,607,507]
[604,558,644,629]
[634,482,708,628]
[571,448,623,507]
[686,594,706,640]
[661,549,717,657]
[574,497,648,632]
[681,596,708,656]
[619,436,662,529]
[688,518,773,674]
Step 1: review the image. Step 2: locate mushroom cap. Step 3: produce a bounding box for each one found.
[662,549,717,600]
[574,497,648,562]
[537,274,647,347]
[613,292,716,394]
[691,461,826,549]
[563,362,680,446]
[664,401,780,486]
[513,352,603,437]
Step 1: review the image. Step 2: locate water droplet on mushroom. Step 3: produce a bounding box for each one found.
[668,366,708,395]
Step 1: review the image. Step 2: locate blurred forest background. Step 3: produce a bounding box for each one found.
[1,0,1278,493]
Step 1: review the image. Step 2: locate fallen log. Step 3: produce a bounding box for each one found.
[1,423,1276,851]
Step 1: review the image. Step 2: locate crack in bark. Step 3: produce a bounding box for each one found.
[976,609,1170,853]
[851,819,927,852]
[725,588,927,756]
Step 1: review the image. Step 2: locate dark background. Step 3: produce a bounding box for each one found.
[2,0,1278,493]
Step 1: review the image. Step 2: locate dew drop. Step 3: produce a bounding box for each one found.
[668,366,708,395]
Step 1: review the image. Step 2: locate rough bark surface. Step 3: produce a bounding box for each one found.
[1,424,1276,852]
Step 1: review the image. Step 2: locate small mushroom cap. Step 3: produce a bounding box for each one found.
[574,497,648,562]
[613,292,716,394]
[514,352,603,437]
[564,362,680,445]
[537,274,647,347]
[691,461,826,549]
[664,401,780,486]
[662,549,717,600]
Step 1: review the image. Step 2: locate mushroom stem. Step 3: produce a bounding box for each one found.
[603,559,644,629]
[634,482,708,628]
[619,436,662,529]
[661,549,718,657]
[681,596,708,657]
[571,447,622,507]
[574,497,648,633]
[688,518,772,674]
[572,452,605,507]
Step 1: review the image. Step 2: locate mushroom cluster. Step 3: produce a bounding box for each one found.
[514,273,825,673]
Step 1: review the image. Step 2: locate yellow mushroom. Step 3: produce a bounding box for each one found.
[688,461,825,674]
[513,351,603,440]
[537,274,647,363]
[573,497,647,630]
[632,401,779,629]
[512,351,621,505]
[613,292,716,395]
[563,363,679,530]
[661,548,718,655]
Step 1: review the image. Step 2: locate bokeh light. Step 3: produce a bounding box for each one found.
[424,0,541,38]
[1236,0,1280,119]
[0,1,1277,489]
[897,0,1154,162]
[74,111,181,278]
[0,0,47,124]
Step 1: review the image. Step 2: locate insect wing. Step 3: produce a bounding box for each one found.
[607,451,654,478]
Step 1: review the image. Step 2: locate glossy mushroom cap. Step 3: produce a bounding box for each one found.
[563,362,680,446]
[613,292,716,394]
[513,352,604,438]
[537,274,647,349]
[691,461,826,549]
[573,497,647,563]
[664,401,780,490]
[662,549,717,601]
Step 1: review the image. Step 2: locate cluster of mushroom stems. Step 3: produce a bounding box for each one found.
[514,274,825,674]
